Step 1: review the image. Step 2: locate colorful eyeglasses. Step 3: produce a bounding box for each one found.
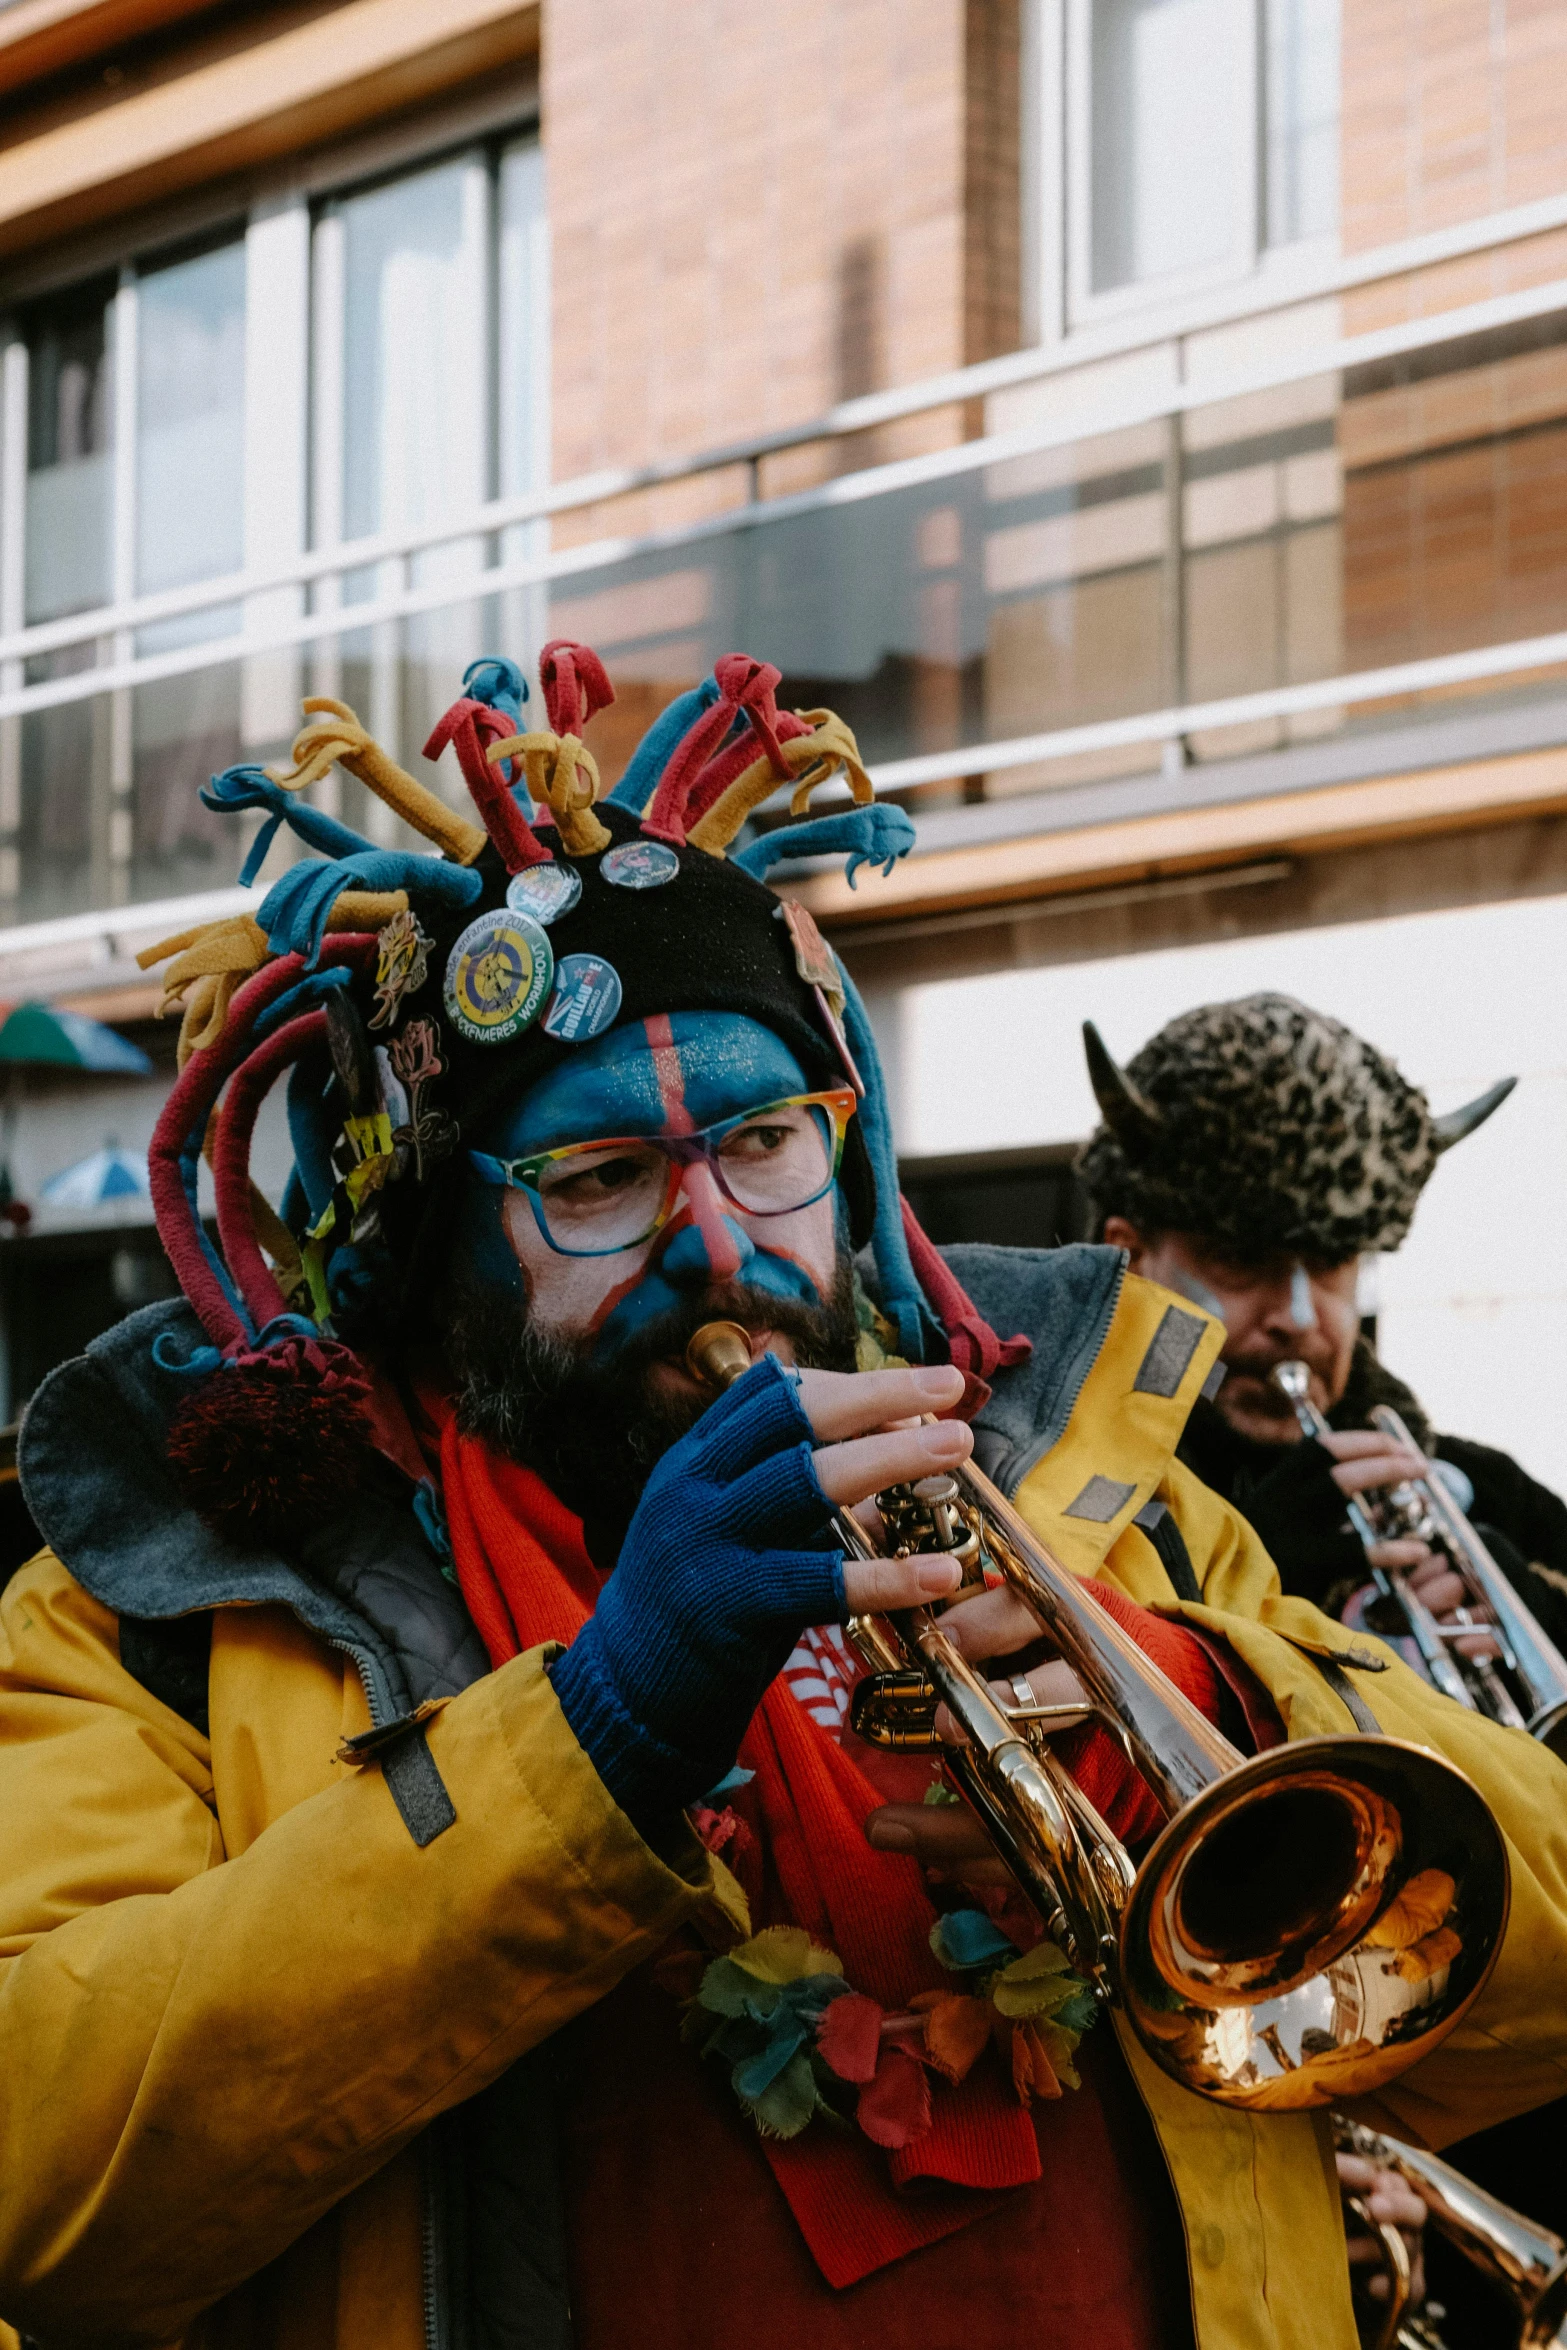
[469,1088,858,1257]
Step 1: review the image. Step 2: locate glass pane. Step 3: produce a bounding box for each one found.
[23,277,114,622]
[325,154,490,798]
[498,136,547,501]
[540,428,1172,795]
[136,237,246,595]
[494,135,551,715]
[337,156,487,543]
[1090,0,1243,293]
[1265,0,1340,246]
[20,654,103,921]
[1342,317,1567,673]
[132,663,243,900]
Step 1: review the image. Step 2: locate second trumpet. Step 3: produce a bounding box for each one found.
[1274,1360,1567,1757]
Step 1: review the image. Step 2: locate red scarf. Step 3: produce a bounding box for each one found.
[433,1403,1042,2286]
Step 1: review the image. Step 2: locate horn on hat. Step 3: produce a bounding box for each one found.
[1431,1075,1517,1153]
[1083,1021,1163,1148]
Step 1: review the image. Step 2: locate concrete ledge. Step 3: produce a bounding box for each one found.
[791,742,1567,930]
[0,0,221,98]
[0,0,540,258]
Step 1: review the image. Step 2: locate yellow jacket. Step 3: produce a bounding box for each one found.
[2,1256,1566,2350]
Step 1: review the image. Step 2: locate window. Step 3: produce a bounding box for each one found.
[309,133,547,835]
[320,150,492,786]
[133,235,249,896]
[136,238,246,604]
[1067,0,1340,315]
[1089,0,1249,294]
[0,120,545,924]
[24,276,113,625]
[1264,0,1339,248]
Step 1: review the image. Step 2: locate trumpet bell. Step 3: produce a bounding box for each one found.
[1121,1735,1510,2108]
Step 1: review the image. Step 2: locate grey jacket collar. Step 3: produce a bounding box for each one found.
[17,1299,486,1722]
[857,1240,1128,1497]
[19,1244,1129,1706]
[948,1242,1126,1494]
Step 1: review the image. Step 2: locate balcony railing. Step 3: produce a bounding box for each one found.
[10,245,1567,951]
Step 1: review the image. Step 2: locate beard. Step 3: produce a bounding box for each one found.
[441,1259,861,1565]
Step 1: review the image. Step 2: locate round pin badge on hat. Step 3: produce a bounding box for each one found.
[542,953,623,1046]
[506,862,583,925]
[444,908,554,1045]
[602,839,680,890]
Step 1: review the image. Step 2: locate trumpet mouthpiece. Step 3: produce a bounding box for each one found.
[1273,1361,1309,1401]
[685,1320,754,1390]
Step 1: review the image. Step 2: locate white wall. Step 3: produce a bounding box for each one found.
[882,890,1567,1494]
[2,1068,293,1215]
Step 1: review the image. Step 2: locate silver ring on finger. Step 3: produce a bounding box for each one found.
[1012,1675,1034,1711]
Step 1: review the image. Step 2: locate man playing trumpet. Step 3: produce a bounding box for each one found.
[1078,990,1567,2332]
[1077,993,1567,1661]
[0,655,1565,2350]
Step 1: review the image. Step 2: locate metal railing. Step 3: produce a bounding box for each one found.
[8,204,1567,962]
[6,245,1567,721]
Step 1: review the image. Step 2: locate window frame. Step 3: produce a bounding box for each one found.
[1032,0,1339,341]
[0,89,545,914]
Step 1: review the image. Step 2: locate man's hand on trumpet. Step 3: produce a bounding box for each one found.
[1318,1428,1501,1661]
[861,1578,1087,1876]
[550,1357,974,1824]
[1335,2147,1430,2321]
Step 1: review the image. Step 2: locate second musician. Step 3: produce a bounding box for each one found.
[1076,993,1567,1658]
[1076,989,1567,2321]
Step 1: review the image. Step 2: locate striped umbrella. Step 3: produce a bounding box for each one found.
[41,1145,151,1210]
[0,1002,152,1075]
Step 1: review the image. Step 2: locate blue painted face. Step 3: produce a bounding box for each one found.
[469,1010,842,1360]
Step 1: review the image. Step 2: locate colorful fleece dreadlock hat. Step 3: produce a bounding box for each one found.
[140,641,1025,1545]
[1076,993,1516,1260]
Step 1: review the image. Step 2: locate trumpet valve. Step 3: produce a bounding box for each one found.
[880,1473,985,1590]
[851,1668,941,1750]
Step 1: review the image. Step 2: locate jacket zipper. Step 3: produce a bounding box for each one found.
[328,1636,393,1727]
[417,2129,451,2350]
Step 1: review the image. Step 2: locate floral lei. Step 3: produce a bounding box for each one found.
[681,1908,1100,2149]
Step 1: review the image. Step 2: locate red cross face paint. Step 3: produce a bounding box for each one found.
[478,1011,844,1358]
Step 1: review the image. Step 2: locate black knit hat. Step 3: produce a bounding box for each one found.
[429,806,853,1135]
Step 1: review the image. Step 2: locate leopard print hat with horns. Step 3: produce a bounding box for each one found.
[1076,991,1515,1261]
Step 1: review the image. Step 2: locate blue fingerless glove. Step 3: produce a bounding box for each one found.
[548,1356,844,1830]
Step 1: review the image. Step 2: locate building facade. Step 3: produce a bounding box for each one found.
[1,0,1566,1484]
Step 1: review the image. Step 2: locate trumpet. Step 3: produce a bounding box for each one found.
[1274,1363,1567,1758]
[686,1321,1510,2111]
[1337,2117,1567,2350]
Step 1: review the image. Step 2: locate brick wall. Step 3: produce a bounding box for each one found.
[1339,5,1567,687]
[1342,0,1567,255]
[964,0,1022,366]
[544,0,1020,779]
[544,0,971,485]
